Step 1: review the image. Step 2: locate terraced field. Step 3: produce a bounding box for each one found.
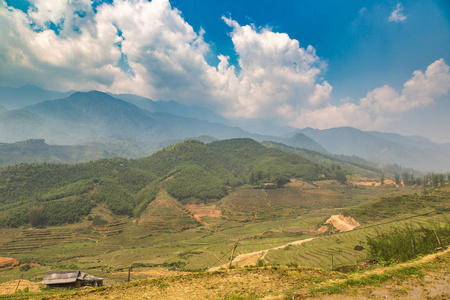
[266,210,450,269]
[0,181,448,289]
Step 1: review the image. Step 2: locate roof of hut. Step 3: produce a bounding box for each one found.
[41,271,85,285]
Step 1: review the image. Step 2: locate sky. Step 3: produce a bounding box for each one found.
[1,0,450,142]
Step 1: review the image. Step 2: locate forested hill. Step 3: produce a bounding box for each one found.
[0,138,338,228]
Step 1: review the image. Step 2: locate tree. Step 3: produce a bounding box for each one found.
[28,206,44,227]
[394,174,401,186]
[380,173,385,186]
[335,170,347,184]
[249,171,256,185]
[438,173,445,186]
[402,172,410,186]
[415,177,422,186]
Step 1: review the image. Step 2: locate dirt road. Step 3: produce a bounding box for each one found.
[209,237,315,270]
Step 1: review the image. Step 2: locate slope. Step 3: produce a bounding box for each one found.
[262,141,382,178]
[0,138,328,228]
[0,91,250,145]
[0,85,72,110]
[113,93,229,125]
[299,127,450,172]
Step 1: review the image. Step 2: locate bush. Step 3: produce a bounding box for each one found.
[19,264,31,272]
[354,245,364,251]
[367,222,450,263]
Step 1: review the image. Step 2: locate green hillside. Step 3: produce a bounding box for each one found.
[262,141,382,178]
[0,138,329,228]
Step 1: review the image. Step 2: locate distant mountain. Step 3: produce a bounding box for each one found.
[113,93,229,125]
[297,127,450,172]
[262,141,382,178]
[0,109,52,142]
[0,85,72,110]
[0,105,7,113]
[227,118,297,137]
[0,91,249,144]
[0,137,160,167]
[282,132,328,153]
[0,139,100,166]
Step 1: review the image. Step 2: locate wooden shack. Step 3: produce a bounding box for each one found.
[42,271,103,288]
[42,271,85,288]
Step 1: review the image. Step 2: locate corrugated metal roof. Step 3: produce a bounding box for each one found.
[41,271,84,285]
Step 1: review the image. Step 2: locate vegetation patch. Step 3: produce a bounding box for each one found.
[367,222,450,263]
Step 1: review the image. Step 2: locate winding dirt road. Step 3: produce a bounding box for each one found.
[209,237,315,270]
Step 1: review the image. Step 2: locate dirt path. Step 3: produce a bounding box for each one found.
[209,238,315,270]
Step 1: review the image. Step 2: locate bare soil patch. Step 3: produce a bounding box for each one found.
[326,214,360,232]
[0,257,19,268]
[184,203,221,224]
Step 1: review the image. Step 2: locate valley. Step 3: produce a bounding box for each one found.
[1,0,449,297]
[0,89,449,300]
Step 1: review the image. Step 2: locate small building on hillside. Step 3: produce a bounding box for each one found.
[42,271,103,288]
[263,183,276,189]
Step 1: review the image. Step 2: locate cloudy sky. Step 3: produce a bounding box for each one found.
[1,0,450,142]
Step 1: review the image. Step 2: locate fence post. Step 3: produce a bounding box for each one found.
[331,252,334,270]
[14,280,21,293]
[229,244,238,269]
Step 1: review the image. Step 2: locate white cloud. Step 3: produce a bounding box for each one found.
[359,7,367,16]
[0,0,124,90]
[218,16,330,120]
[0,0,332,124]
[389,3,407,23]
[292,59,450,130]
[3,0,445,135]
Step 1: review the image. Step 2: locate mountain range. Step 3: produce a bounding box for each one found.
[0,86,449,172]
[296,127,450,172]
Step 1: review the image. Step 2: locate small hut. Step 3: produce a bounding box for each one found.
[42,271,85,288]
[42,271,103,288]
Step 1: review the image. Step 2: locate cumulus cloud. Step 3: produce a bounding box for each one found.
[292,59,450,129]
[3,0,445,133]
[219,16,330,120]
[0,0,331,126]
[0,0,124,90]
[389,3,407,23]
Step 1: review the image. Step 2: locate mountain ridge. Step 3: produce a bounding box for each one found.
[298,127,450,172]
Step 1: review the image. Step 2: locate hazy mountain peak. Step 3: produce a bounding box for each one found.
[286,132,328,153]
[0,85,72,110]
[299,126,450,172]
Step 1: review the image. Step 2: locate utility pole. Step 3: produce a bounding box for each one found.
[128,267,132,282]
[331,252,334,270]
[229,244,238,269]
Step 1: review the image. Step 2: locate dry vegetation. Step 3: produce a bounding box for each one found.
[3,248,447,300]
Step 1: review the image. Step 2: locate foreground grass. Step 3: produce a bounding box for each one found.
[2,248,448,300]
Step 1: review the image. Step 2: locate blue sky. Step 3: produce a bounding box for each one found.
[1,0,450,142]
[170,0,450,103]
